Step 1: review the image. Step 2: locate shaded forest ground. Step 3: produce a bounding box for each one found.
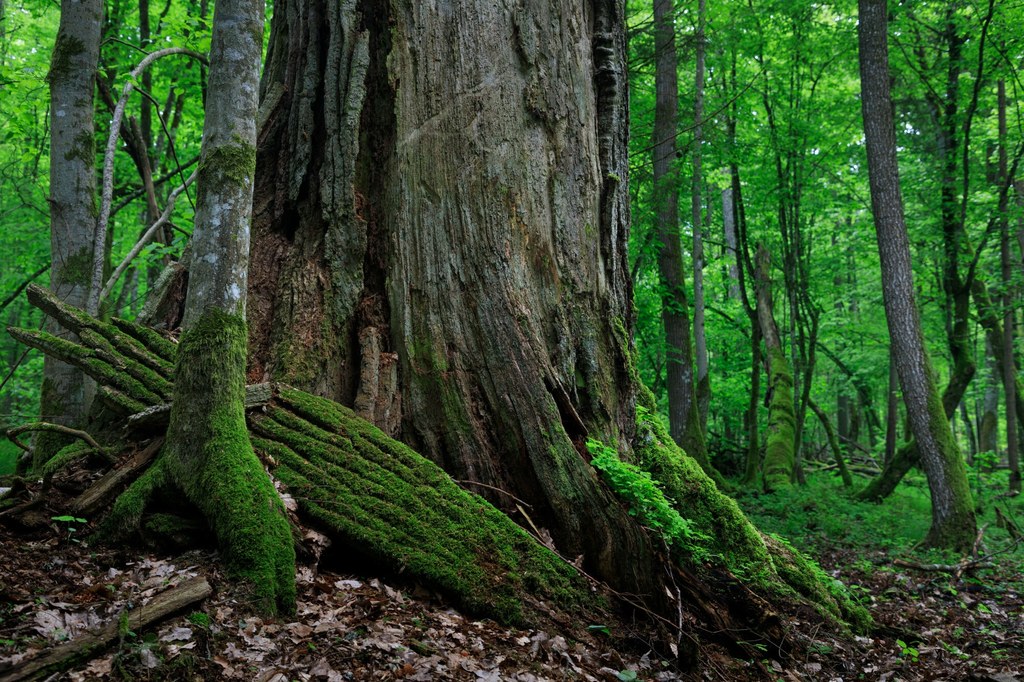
[1,462,1021,680]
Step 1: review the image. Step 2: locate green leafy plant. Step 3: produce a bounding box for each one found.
[895,638,920,663]
[187,611,211,629]
[587,437,710,562]
[51,515,87,542]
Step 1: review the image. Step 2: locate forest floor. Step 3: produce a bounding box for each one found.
[0,471,1021,681]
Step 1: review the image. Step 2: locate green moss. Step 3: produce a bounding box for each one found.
[921,359,976,550]
[79,329,172,398]
[64,130,96,166]
[628,403,870,632]
[762,347,796,492]
[251,388,590,625]
[632,406,774,580]
[33,377,72,471]
[198,137,257,189]
[59,248,94,287]
[48,32,86,83]
[41,441,98,483]
[98,457,170,541]
[111,318,178,363]
[163,309,296,615]
[763,535,871,633]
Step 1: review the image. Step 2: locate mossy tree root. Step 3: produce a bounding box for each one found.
[162,310,296,616]
[631,406,870,632]
[13,289,587,625]
[250,388,590,625]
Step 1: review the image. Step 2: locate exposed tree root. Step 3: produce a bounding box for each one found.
[6,284,870,658]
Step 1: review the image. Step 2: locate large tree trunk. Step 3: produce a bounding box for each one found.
[248,0,659,596]
[37,0,102,469]
[857,0,976,551]
[11,284,873,653]
[11,0,876,641]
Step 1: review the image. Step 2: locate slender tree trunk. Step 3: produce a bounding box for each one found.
[692,0,710,429]
[978,341,999,456]
[884,352,898,466]
[648,0,716,478]
[857,0,976,550]
[160,0,295,614]
[809,398,852,487]
[998,79,1020,493]
[743,325,762,485]
[755,243,795,491]
[723,187,740,300]
[37,0,103,469]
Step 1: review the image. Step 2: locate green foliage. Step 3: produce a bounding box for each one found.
[587,435,710,561]
[896,638,920,663]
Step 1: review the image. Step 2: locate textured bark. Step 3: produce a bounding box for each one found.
[978,342,999,456]
[742,325,762,485]
[998,79,1020,494]
[722,187,740,300]
[691,0,709,429]
[38,0,103,468]
[249,0,665,596]
[884,353,898,466]
[857,0,976,550]
[755,244,795,491]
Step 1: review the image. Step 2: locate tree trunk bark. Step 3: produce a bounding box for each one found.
[998,79,1020,494]
[978,342,999,456]
[857,0,976,551]
[884,352,898,466]
[161,0,296,614]
[37,0,103,469]
[249,0,666,595]
[754,243,795,491]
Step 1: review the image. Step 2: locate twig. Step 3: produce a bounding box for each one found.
[88,47,206,316]
[98,169,197,306]
[456,479,533,509]
[0,264,49,317]
[6,422,104,455]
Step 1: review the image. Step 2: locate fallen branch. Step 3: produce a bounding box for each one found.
[72,438,164,517]
[0,576,212,682]
[5,423,109,461]
[892,558,995,576]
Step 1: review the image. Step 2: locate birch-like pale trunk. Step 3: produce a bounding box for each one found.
[37,0,103,469]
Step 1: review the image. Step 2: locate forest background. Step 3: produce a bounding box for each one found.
[0,0,1022,661]
[4,0,1022,504]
